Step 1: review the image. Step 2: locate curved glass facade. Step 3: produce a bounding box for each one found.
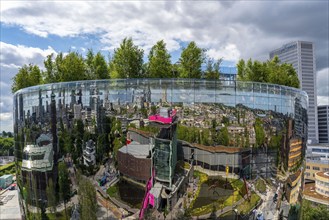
[13,79,308,215]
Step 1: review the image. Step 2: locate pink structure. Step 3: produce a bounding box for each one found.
[148,108,177,124]
[139,168,155,219]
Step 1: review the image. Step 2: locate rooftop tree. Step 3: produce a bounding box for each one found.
[147,40,172,78]
[110,37,144,78]
[12,64,42,93]
[179,41,205,78]
[237,56,300,88]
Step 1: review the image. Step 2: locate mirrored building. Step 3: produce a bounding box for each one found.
[14,79,308,213]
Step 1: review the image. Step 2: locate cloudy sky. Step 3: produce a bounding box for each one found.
[0,1,328,132]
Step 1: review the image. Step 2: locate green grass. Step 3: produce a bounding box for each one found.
[193,170,208,182]
[27,207,72,220]
[190,170,209,213]
[47,207,72,220]
[107,185,118,197]
[255,178,266,193]
[237,193,261,215]
[0,162,15,176]
[190,174,245,216]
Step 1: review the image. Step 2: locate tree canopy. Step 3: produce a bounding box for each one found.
[0,137,14,156]
[11,38,301,93]
[78,175,98,220]
[237,56,300,88]
[179,41,205,78]
[12,64,42,93]
[147,40,172,78]
[205,58,222,79]
[110,37,144,78]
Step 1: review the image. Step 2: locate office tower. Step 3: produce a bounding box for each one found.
[270,41,318,143]
[318,105,329,143]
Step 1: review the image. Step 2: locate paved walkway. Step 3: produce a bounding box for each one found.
[96,191,122,219]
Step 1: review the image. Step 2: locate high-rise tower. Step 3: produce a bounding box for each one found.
[318,105,329,143]
[270,41,318,143]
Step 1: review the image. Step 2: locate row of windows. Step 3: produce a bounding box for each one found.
[312,148,329,153]
[316,188,329,195]
[316,180,329,187]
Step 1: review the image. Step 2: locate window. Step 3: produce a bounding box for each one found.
[313,166,320,170]
[306,166,310,169]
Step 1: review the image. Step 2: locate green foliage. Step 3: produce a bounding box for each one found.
[86,49,109,79]
[112,138,122,163]
[0,137,14,156]
[0,162,15,176]
[217,127,229,146]
[78,176,98,220]
[301,200,329,220]
[237,193,261,215]
[147,40,172,78]
[237,56,300,88]
[107,185,118,197]
[43,53,57,83]
[61,52,87,81]
[43,51,87,84]
[111,37,144,78]
[46,178,57,214]
[96,134,107,162]
[255,178,266,193]
[179,41,205,78]
[138,125,160,134]
[269,133,282,148]
[205,58,222,79]
[254,118,265,147]
[58,162,71,203]
[12,64,42,93]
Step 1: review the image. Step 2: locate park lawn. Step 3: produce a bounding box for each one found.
[190,175,245,216]
[107,185,118,198]
[237,193,261,215]
[191,189,243,216]
[193,170,208,182]
[0,162,15,176]
[255,178,266,193]
[189,170,208,212]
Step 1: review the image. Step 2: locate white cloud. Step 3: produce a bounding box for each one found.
[0,42,58,132]
[0,42,56,68]
[0,113,13,132]
[206,44,241,62]
[0,112,12,121]
[0,2,241,60]
[1,1,327,67]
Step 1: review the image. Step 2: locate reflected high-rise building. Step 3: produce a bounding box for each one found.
[13,79,309,215]
[318,105,329,143]
[270,41,318,143]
